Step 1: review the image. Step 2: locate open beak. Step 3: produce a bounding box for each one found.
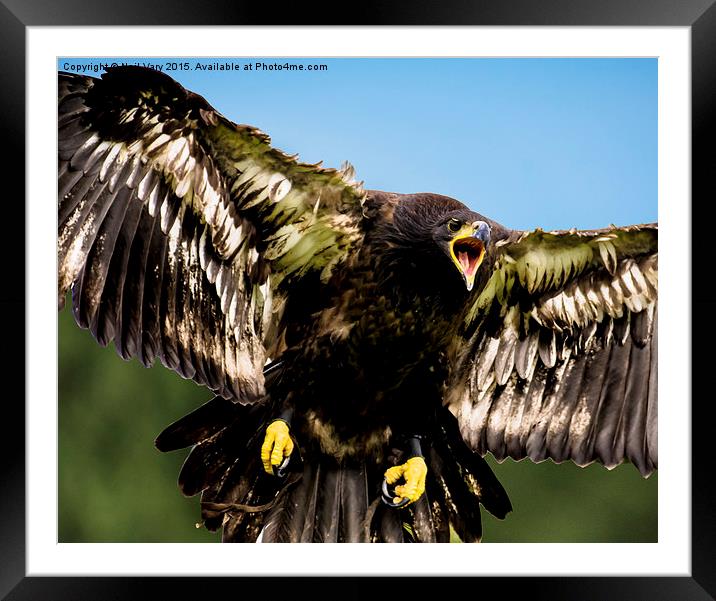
[449,221,491,291]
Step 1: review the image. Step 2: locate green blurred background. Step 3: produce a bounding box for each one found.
[58,307,657,543]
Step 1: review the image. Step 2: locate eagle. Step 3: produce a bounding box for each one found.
[58,66,657,543]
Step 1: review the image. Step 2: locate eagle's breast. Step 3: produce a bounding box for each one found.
[277,242,457,460]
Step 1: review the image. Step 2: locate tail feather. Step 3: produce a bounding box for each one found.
[410,494,438,543]
[258,497,291,543]
[154,396,243,452]
[313,463,342,542]
[422,479,451,543]
[178,439,228,498]
[300,461,322,542]
[177,425,243,497]
[339,462,370,542]
[156,399,512,543]
[262,462,316,543]
[223,509,265,543]
[427,447,482,542]
[437,407,513,520]
[212,456,276,542]
[175,402,263,497]
[202,458,262,538]
[199,467,236,532]
[378,504,406,542]
[285,461,317,541]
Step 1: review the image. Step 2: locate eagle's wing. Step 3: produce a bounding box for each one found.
[445,224,657,476]
[58,66,364,402]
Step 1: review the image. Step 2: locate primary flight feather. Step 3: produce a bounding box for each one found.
[58,66,657,542]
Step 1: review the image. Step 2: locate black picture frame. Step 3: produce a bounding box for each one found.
[3,1,713,599]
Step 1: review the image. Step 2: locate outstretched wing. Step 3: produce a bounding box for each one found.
[446,224,657,475]
[58,66,364,402]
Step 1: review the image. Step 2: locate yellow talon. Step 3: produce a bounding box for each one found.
[384,456,427,505]
[261,420,294,475]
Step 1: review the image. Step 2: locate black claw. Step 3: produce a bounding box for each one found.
[381,477,410,508]
[272,455,291,478]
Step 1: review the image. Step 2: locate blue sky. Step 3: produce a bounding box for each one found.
[58,57,657,231]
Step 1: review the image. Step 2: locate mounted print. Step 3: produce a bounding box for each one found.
[57,56,658,544]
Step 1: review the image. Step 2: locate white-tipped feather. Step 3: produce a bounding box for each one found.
[145,132,171,154]
[268,173,292,203]
[476,336,501,392]
[146,178,162,216]
[99,143,123,182]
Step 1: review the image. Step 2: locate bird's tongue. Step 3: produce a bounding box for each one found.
[458,250,477,277]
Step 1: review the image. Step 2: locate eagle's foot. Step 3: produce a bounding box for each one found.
[383,456,427,506]
[261,420,294,475]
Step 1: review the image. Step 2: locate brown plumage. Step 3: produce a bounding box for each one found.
[58,66,657,542]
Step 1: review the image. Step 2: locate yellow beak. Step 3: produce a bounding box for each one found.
[449,224,486,291]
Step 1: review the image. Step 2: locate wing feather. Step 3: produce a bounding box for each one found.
[139,205,168,366]
[97,185,144,347]
[646,310,658,470]
[447,224,657,476]
[116,199,155,359]
[58,66,365,401]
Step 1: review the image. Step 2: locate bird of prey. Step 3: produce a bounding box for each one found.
[57,66,657,543]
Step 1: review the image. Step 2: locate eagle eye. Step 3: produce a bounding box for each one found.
[447,218,462,233]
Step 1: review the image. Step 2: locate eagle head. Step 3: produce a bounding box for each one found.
[433,212,491,292]
[382,194,494,296]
